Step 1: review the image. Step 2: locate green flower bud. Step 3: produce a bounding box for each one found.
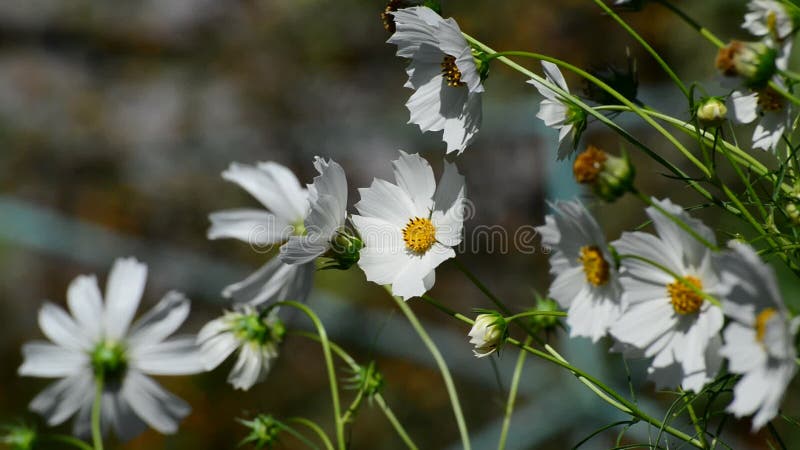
[324,231,364,270]
[1,424,36,450]
[344,361,384,411]
[573,145,635,202]
[238,415,283,449]
[468,312,507,358]
[716,40,777,88]
[528,297,561,333]
[696,97,728,127]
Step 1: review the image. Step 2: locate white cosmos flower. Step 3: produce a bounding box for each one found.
[18,258,205,440]
[527,62,584,160]
[197,306,284,391]
[729,84,790,153]
[280,157,348,265]
[536,200,622,342]
[209,161,315,306]
[388,6,483,154]
[716,241,798,430]
[609,198,724,392]
[352,151,466,300]
[743,0,794,68]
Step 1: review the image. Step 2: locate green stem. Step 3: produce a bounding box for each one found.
[497,336,531,450]
[618,253,722,307]
[505,310,566,322]
[384,286,471,450]
[590,0,689,99]
[289,331,419,450]
[273,301,345,450]
[91,376,104,450]
[416,296,704,448]
[679,389,708,449]
[482,49,710,179]
[453,258,511,315]
[341,390,365,425]
[43,435,94,450]
[653,0,725,48]
[632,188,720,250]
[287,418,335,450]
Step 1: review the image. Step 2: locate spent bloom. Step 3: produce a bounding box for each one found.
[610,198,724,392]
[536,200,622,342]
[388,6,484,154]
[280,157,361,269]
[716,40,778,87]
[468,313,507,358]
[209,161,315,307]
[352,151,466,300]
[572,145,634,202]
[18,258,205,439]
[527,62,586,159]
[197,307,285,391]
[716,242,798,430]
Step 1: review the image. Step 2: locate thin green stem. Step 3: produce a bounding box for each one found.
[341,390,365,425]
[289,331,419,450]
[590,0,689,98]
[633,188,720,250]
[505,310,567,322]
[453,258,511,314]
[273,301,345,450]
[618,253,722,307]
[416,296,703,448]
[43,435,94,450]
[384,286,471,450]
[497,336,531,450]
[91,376,104,450]
[653,0,725,48]
[679,389,708,449]
[287,417,335,450]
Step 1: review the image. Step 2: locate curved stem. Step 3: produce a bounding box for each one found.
[289,330,419,450]
[497,336,531,450]
[43,435,94,450]
[590,0,689,99]
[416,295,704,449]
[287,417,335,450]
[274,301,345,450]
[653,0,725,48]
[505,310,566,322]
[341,390,365,425]
[91,376,104,450]
[384,286,471,450]
[679,389,708,449]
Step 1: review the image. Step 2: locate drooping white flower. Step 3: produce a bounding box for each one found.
[716,241,798,430]
[209,161,315,306]
[743,0,795,68]
[468,313,506,358]
[388,6,483,154]
[280,157,350,265]
[610,198,724,392]
[527,62,585,160]
[18,258,205,439]
[536,200,622,342]
[352,151,466,300]
[729,84,790,153]
[197,306,284,391]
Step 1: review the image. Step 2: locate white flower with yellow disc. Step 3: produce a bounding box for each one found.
[352,151,465,300]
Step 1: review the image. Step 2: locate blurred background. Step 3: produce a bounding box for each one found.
[0,0,797,448]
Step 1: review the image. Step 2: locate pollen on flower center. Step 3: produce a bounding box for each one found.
[667,276,704,315]
[757,88,784,112]
[578,245,610,286]
[573,145,607,184]
[441,55,466,87]
[402,217,437,253]
[755,307,776,342]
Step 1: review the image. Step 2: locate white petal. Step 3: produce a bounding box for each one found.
[19,342,88,378]
[39,302,92,352]
[104,257,147,340]
[131,337,205,376]
[406,75,447,133]
[198,329,240,371]
[224,259,314,306]
[222,162,308,223]
[279,235,329,265]
[730,90,758,124]
[122,371,190,434]
[30,370,94,426]
[541,61,569,92]
[355,178,417,229]
[67,275,104,341]
[228,344,266,390]
[208,209,291,245]
[393,151,436,213]
[387,6,443,58]
[127,291,190,347]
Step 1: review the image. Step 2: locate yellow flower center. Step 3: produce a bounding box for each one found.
[573,145,607,184]
[381,0,402,33]
[402,217,437,253]
[578,246,610,286]
[767,11,778,35]
[755,307,776,343]
[667,276,704,315]
[441,55,466,88]
[757,88,785,112]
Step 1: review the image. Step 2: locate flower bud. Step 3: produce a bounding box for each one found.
[696,97,728,127]
[1,424,36,450]
[573,145,635,202]
[468,312,507,358]
[324,231,364,270]
[345,361,384,403]
[238,415,282,449]
[787,202,800,226]
[528,297,561,333]
[716,40,777,88]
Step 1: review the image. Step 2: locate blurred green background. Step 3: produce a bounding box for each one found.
[0,0,796,449]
